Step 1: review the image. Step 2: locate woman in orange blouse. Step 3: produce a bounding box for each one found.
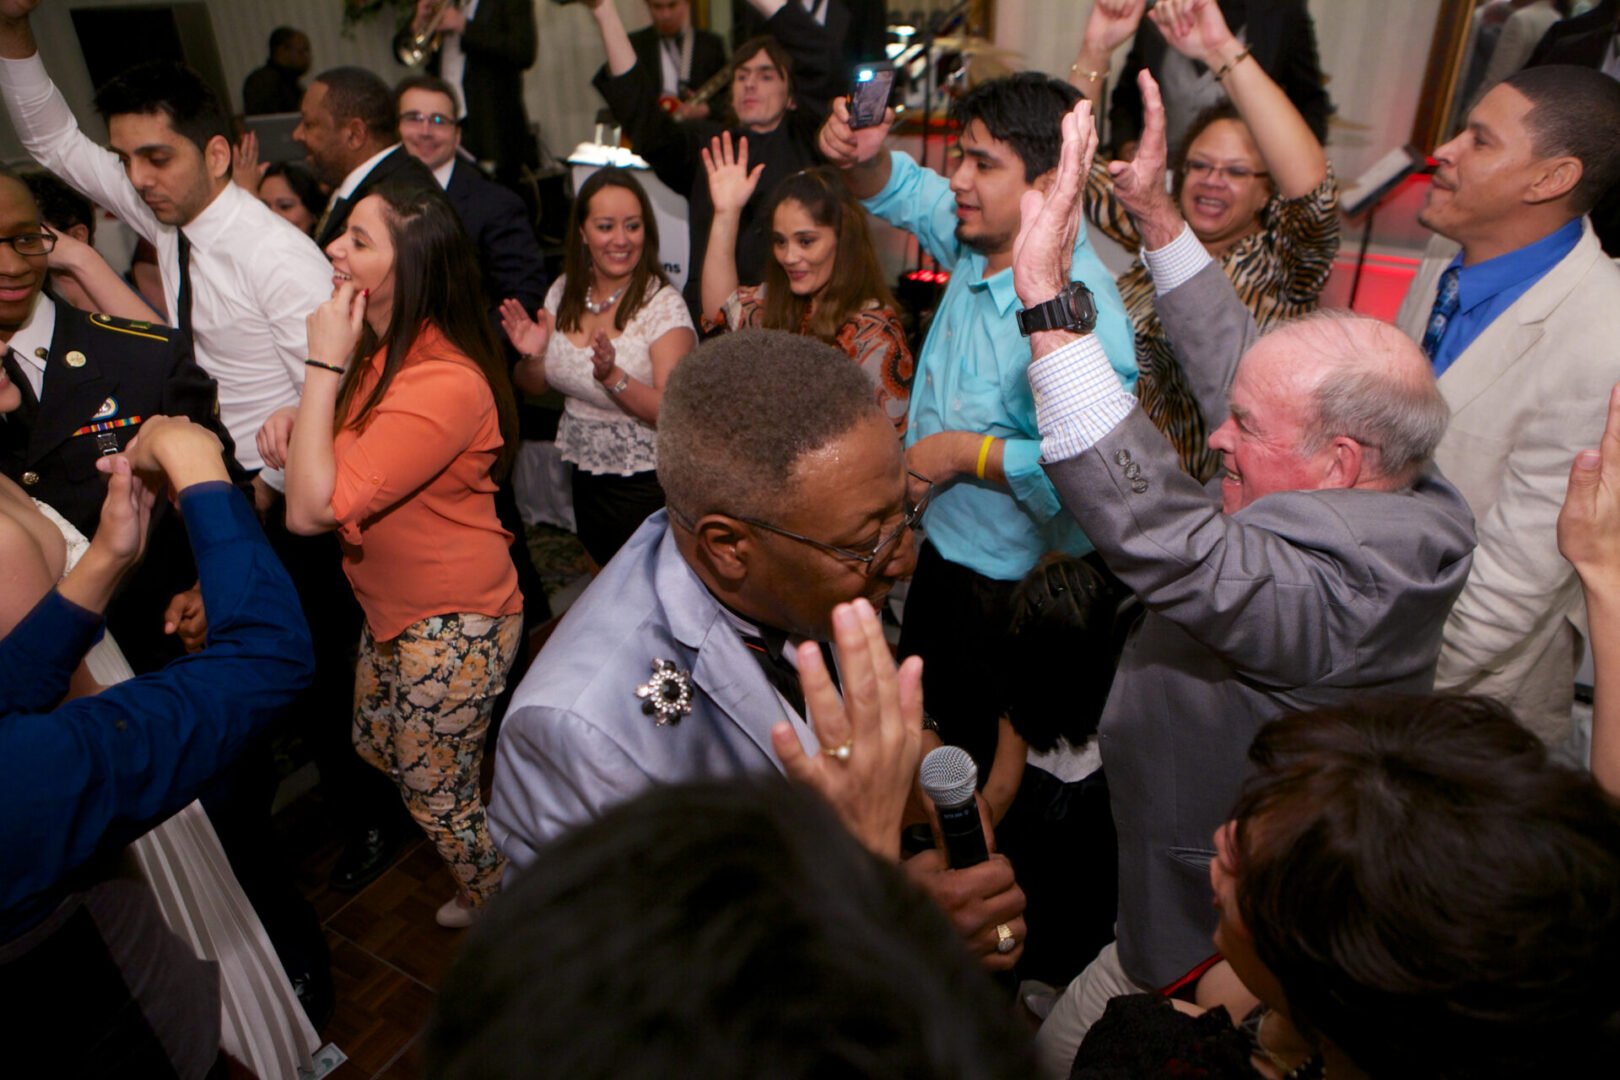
[264,183,523,929]
[701,141,914,433]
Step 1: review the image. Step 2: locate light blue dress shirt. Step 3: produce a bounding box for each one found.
[1429,217,1582,377]
[863,150,1137,580]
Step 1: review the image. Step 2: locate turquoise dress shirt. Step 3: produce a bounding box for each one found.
[864,150,1137,580]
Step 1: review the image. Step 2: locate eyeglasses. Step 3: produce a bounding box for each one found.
[740,471,933,576]
[1182,159,1270,183]
[399,111,457,128]
[0,232,55,256]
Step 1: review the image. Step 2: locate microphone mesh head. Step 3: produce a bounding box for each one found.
[919,745,978,807]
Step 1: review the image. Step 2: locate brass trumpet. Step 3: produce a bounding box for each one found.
[395,0,453,69]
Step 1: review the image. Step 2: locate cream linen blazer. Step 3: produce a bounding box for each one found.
[1396,220,1620,743]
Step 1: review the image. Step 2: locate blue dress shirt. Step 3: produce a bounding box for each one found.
[1428,217,1582,377]
[863,151,1137,580]
[0,482,314,938]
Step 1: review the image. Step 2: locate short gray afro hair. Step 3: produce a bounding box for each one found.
[658,329,884,522]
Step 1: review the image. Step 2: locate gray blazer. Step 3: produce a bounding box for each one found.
[488,512,816,868]
[1043,262,1476,989]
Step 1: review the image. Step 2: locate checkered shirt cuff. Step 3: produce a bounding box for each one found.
[1029,334,1139,461]
[1142,223,1213,294]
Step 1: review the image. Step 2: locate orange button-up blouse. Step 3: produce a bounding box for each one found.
[331,324,522,640]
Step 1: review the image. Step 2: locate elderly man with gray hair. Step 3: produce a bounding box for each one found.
[1016,74,1477,1075]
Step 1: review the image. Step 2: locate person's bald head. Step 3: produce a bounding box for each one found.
[1208,312,1448,514]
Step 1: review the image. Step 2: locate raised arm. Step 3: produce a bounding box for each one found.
[45,226,159,322]
[282,283,362,535]
[1068,0,1146,105]
[1558,383,1620,795]
[700,132,765,322]
[1150,0,1326,199]
[586,0,638,79]
[818,96,895,200]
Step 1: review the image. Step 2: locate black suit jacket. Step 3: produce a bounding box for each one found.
[451,0,538,177]
[0,301,241,672]
[445,158,548,319]
[732,0,886,104]
[628,24,729,101]
[1108,0,1331,153]
[1525,0,1620,255]
[315,146,439,250]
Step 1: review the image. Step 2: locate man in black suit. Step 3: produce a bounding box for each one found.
[731,0,886,107]
[393,73,551,639]
[411,0,539,188]
[0,171,236,672]
[630,0,729,120]
[294,66,438,249]
[1525,3,1620,254]
[395,74,547,321]
[242,26,311,116]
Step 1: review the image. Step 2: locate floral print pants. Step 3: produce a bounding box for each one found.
[353,611,523,905]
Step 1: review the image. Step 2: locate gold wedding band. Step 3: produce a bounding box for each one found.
[822,738,853,762]
[995,923,1017,954]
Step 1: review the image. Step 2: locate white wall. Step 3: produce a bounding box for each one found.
[994,1,1442,184]
[0,0,656,168]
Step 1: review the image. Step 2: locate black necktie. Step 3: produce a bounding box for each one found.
[2,348,38,421]
[742,629,838,721]
[175,229,195,347]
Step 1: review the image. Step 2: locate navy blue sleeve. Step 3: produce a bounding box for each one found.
[0,591,104,714]
[0,481,314,919]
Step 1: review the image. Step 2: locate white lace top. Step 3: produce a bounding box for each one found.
[544,276,694,476]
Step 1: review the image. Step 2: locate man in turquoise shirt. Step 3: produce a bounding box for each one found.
[820,73,1136,768]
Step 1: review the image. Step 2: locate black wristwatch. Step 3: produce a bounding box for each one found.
[1016,280,1098,336]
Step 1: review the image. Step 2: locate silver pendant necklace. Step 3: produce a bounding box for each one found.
[585,280,628,315]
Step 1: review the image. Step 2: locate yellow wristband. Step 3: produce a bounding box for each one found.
[975,434,995,480]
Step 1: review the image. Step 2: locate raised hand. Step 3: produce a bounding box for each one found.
[306,281,366,371]
[701,131,765,215]
[1560,383,1620,593]
[818,95,894,170]
[1011,96,1097,308]
[499,298,552,359]
[1150,0,1239,67]
[772,597,926,861]
[1107,70,1182,247]
[1084,0,1148,56]
[231,131,263,194]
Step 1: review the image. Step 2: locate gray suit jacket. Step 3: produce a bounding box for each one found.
[1043,262,1476,989]
[488,512,816,867]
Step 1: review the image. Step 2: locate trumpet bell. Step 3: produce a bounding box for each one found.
[393,27,438,69]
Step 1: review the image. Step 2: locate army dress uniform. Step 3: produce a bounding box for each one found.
[1,295,241,673]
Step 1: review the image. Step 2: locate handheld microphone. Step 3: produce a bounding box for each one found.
[919,745,989,869]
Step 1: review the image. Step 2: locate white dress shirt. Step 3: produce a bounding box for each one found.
[5,292,57,398]
[329,144,400,204]
[0,52,334,478]
[440,0,482,118]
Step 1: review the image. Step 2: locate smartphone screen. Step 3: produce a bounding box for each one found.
[849,63,896,130]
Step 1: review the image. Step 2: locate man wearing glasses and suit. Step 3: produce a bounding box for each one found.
[491,330,1030,972]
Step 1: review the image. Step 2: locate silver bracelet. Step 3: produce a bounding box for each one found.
[604,371,630,396]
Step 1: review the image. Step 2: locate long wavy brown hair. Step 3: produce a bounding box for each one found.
[759,167,896,344]
[555,168,668,334]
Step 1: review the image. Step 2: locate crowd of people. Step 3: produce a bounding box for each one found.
[3,0,1620,1077]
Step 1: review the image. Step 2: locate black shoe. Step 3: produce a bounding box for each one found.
[329,826,402,892]
[289,967,336,1031]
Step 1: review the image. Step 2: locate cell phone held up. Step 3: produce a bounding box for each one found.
[848,62,895,130]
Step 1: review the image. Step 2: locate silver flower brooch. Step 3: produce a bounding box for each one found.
[636,658,694,726]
